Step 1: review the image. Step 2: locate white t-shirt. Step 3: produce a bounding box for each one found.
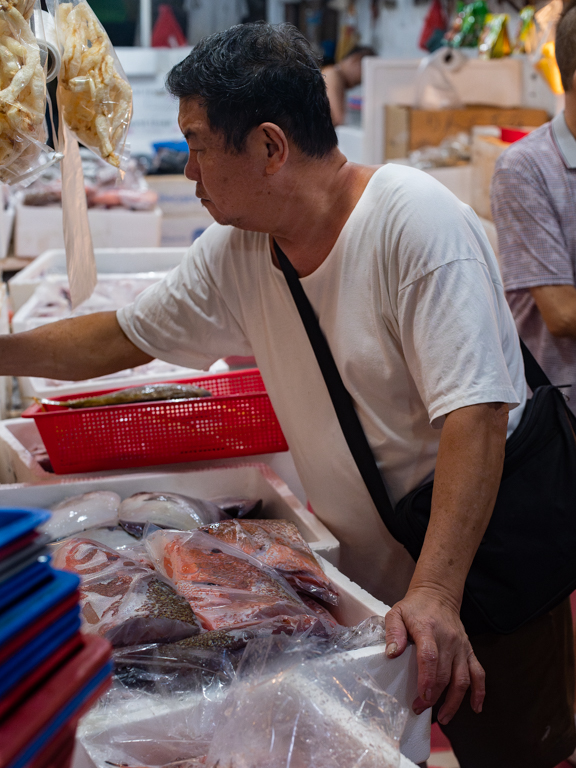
[118,164,527,605]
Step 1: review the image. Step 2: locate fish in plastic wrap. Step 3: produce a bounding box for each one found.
[53,536,202,646]
[118,492,225,538]
[145,529,325,634]
[200,519,338,604]
[43,490,120,540]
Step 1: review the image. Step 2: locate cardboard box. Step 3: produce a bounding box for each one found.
[8,246,187,312]
[471,134,511,221]
[384,105,549,160]
[14,204,163,257]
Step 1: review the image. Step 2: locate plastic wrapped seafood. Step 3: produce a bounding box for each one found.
[145,529,326,634]
[55,0,132,167]
[201,519,339,604]
[118,492,227,537]
[53,536,202,646]
[42,490,120,540]
[0,0,49,183]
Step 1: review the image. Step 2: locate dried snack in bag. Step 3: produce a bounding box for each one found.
[55,0,132,167]
[200,519,339,604]
[478,14,511,59]
[0,0,49,182]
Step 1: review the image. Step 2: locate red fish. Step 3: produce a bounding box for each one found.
[200,520,338,605]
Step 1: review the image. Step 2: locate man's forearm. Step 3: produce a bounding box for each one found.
[409,401,508,609]
[0,312,153,381]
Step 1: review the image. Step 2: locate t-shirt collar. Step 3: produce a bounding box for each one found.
[551,111,576,169]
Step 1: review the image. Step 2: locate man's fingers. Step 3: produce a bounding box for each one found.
[468,651,486,714]
[436,653,471,725]
[415,635,440,707]
[384,606,408,658]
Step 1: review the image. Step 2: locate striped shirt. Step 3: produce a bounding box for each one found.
[491,112,576,410]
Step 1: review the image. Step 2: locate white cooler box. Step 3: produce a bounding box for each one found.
[14,204,163,258]
[0,467,429,765]
[0,417,308,504]
[8,247,187,312]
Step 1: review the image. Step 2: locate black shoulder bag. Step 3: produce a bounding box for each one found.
[275,240,576,636]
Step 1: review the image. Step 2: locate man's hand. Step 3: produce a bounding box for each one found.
[383,401,508,724]
[385,586,485,725]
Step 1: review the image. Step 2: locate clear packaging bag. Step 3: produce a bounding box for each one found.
[144,528,334,635]
[53,536,202,646]
[52,0,132,167]
[199,519,339,604]
[0,0,58,184]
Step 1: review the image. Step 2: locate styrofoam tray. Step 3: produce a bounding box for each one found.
[0,419,307,506]
[0,460,332,557]
[8,247,188,312]
[72,557,428,767]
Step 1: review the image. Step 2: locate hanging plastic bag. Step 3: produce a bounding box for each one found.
[414,47,466,110]
[53,0,132,168]
[478,14,511,59]
[514,5,536,55]
[530,0,564,95]
[418,0,448,53]
[0,0,59,184]
[445,0,488,48]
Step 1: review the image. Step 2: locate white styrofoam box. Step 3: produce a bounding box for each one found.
[69,553,427,767]
[478,216,499,259]
[160,213,215,248]
[0,200,15,259]
[335,125,364,164]
[145,175,207,217]
[8,247,187,312]
[14,204,163,258]
[363,55,525,165]
[0,461,336,562]
[0,417,308,505]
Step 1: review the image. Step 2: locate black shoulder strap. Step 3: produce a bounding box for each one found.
[274,240,553,525]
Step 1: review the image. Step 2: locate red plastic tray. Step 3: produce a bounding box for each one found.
[22,369,288,474]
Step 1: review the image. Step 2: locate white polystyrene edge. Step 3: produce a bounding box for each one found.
[0,418,48,484]
[0,458,339,559]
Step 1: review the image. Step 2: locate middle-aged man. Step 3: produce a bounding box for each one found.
[2,23,575,767]
[491,0,576,412]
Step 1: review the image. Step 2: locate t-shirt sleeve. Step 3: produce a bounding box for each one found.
[491,167,573,291]
[397,258,522,427]
[117,237,253,370]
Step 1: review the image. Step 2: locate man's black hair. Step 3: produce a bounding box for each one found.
[556,0,576,92]
[166,22,338,158]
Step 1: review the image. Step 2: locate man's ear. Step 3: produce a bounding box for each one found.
[257,122,289,174]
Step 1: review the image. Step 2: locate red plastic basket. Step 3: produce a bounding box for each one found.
[22,369,288,474]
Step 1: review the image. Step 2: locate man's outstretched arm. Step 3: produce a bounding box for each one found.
[0,311,153,381]
[385,401,509,724]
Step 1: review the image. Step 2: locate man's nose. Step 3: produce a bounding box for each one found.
[185,152,200,182]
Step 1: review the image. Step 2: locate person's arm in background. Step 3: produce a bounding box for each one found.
[385,400,507,724]
[491,165,576,336]
[529,285,576,337]
[322,65,346,126]
[0,311,153,380]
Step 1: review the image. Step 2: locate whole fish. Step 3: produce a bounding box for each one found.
[209,497,263,519]
[42,491,121,541]
[118,492,226,537]
[53,537,201,646]
[200,519,339,605]
[145,529,318,632]
[40,383,212,409]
